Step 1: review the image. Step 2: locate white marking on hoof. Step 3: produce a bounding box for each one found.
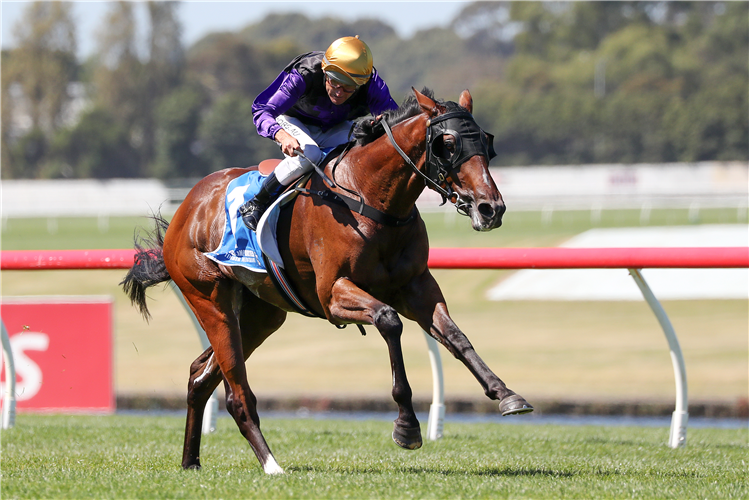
[263,456,284,475]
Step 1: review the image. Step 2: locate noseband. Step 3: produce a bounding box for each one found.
[381,106,496,216]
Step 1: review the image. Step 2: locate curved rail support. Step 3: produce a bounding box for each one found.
[1,320,17,429]
[172,285,218,434]
[423,331,445,440]
[629,269,688,448]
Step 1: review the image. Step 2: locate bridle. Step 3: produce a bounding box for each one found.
[298,104,496,226]
[381,105,496,216]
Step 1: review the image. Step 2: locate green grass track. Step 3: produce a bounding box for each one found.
[2,414,747,499]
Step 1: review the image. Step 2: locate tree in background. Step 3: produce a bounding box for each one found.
[0,51,14,177]
[197,92,280,172]
[471,1,747,165]
[238,12,508,101]
[90,1,184,177]
[92,1,140,138]
[238,13,396,58]
[1,1,77,178]
[152,84,207,179]
[51,106,140,178]
[662,1,748,161]
[2,1,745,179]
[7,2,78,133]
[185,32,294,104]
[181,31,298,173]
[142,1,185,173]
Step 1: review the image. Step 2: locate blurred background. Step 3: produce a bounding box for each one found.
[2,1,746,178]
[1,1,747,415]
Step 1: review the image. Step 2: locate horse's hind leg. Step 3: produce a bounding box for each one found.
[402,271,533,416]
[182,346,222,469]
[177,279,287,474]
[328,278,422,450]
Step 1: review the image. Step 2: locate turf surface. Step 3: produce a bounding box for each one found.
[2,414,746,499]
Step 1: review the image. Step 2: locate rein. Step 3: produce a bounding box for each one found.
[382,120,469,216]
[380,119,464,211]
[295,142,416,227]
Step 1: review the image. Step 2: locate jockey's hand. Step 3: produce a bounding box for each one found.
[275,129,300,157]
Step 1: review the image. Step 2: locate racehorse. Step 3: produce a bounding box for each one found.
[121,87,533,475]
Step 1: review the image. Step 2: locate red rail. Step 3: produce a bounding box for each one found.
[427,247,749,269]
[1,247,747,271]
[1,249,137,270]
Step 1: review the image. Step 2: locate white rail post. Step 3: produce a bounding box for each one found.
[172,286,218,434]
[423,330,445,440]
[1,319,17,429]
[629,269,688,448]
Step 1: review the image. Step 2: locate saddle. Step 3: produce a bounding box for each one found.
[257,158,282,176]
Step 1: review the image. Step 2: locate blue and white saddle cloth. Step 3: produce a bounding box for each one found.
[205,171,293,273]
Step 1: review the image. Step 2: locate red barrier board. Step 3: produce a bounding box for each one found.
[1,297,114,413]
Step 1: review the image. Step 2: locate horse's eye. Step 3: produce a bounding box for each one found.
[432,133,459,159]
[443,135,457,154]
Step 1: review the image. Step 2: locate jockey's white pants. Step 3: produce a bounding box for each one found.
[272,114,353,186]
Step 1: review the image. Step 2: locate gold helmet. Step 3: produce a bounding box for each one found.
[321,35,373,88]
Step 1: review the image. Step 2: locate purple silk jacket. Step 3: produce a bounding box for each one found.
[252,51,398,141]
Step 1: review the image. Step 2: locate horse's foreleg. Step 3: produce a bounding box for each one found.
[328,278,422,450]
[401,271,533,416]
[183,346,222,469]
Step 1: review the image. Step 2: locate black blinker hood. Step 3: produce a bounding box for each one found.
[425,109,496,184]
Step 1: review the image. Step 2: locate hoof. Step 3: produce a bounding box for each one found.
[499,394,534,416]
[182,463,201,470]
[263,462,285,475]
[392,423,423,450]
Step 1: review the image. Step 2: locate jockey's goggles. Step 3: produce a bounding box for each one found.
[325,72,358,93]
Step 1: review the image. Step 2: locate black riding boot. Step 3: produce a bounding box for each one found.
[239,172,285,231]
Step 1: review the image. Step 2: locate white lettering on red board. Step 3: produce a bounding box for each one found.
[1,333,50,401]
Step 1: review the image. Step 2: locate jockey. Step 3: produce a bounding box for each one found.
[239,35,399,231]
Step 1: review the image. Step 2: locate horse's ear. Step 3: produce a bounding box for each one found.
[458,89,473,114]
[412,87,438,117]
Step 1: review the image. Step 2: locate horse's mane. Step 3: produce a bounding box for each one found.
[353,87,441,146]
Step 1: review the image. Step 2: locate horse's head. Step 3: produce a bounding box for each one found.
[413,88,506,231]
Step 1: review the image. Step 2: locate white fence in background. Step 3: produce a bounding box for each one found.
[2,162,747,219]
[419,161,748,211]
[2,179,170,218]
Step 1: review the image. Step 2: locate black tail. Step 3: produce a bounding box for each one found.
[120,213,171,321]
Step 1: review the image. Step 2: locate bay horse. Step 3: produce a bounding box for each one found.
[122,87,533,475]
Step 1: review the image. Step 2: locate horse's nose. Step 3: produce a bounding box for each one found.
[497,202,506,219]
[477,201,506,228]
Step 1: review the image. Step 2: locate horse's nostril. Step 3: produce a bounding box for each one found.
[478,203,495,219]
